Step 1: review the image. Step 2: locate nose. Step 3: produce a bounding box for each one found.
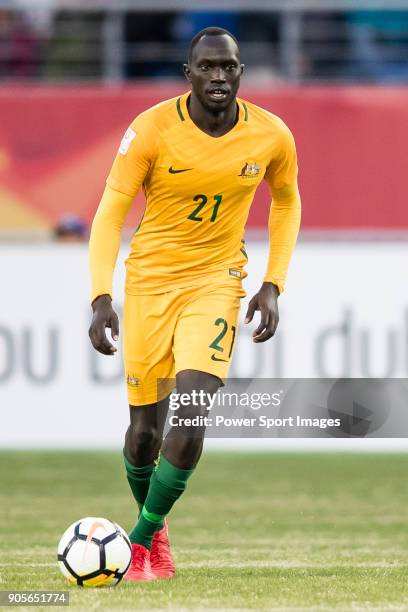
[210,67,226,82]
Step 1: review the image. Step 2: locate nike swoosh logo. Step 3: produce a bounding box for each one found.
[169,166,193,174]
[211,354,228,362]
[86,521,106,544]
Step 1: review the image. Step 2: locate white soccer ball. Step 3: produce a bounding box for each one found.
[57,517,132,587]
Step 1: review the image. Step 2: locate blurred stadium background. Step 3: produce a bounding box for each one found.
[1,0,408,449]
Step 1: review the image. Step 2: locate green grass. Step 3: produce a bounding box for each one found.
[0,452,408,611]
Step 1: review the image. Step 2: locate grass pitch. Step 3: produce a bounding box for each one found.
[0,451,408,611]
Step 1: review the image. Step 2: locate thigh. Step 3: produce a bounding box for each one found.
[173,284,242,381]
[123,292,177,406]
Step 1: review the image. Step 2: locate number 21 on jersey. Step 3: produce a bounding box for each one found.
[188,194,223,222]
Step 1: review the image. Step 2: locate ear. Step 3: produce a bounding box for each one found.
[240,64,245,76]
[183,63,192,82]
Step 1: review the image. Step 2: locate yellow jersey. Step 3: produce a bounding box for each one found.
[90,91,301,300]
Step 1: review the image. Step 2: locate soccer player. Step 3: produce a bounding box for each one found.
[88,27,301,581]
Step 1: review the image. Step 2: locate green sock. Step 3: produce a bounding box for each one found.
[123,454,155,512]
[128,454,194,548]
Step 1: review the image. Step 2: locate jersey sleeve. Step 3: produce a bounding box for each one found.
[263,123,301,293]
[264,121,299,192]
[89,185,134,302]
[106,115,158,197]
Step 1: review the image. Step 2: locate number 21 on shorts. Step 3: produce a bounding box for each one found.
[209,318,236,362]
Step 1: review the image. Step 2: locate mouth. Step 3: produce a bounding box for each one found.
[207,88,229,102]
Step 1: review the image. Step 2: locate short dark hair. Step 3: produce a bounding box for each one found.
[188,27,239,63]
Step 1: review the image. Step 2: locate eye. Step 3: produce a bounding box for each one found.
[200,65,210,71]
[226,65,237,72]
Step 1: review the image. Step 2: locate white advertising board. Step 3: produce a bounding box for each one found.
[1,241,407,449]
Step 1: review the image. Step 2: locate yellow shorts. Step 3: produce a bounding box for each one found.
[123,278,245,406]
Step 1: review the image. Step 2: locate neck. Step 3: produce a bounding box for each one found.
[187,92,238,137]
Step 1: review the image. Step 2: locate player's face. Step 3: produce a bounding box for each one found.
[184,35,244,113]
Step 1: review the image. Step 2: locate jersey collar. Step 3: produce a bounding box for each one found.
[176,91,248,137]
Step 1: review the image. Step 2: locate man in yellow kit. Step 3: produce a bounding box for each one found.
[89,27,301,581]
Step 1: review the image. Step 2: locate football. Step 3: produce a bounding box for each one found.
[57,517,132,587]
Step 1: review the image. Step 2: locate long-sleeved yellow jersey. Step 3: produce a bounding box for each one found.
[89,91,301,301]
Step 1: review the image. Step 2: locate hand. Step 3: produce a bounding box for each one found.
[88,294,119,355]
[244,282,279,343]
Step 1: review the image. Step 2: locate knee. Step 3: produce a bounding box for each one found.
[164,434,203,469]
[177,369,222,398]
[124,424,161,465]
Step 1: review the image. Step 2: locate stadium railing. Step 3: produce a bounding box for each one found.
[0,1,408,83]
